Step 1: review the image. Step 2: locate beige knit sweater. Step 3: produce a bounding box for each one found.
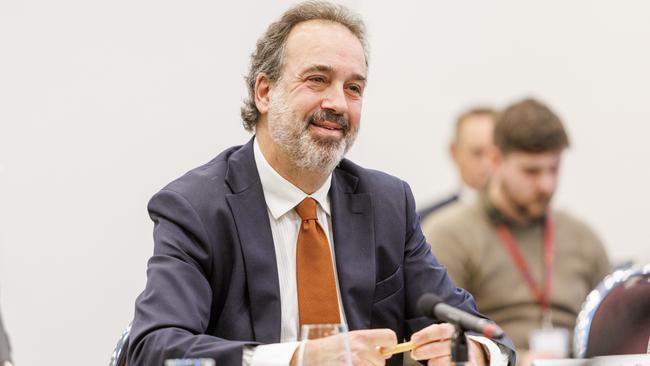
[421,197,611,353]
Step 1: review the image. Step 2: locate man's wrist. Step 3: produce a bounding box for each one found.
[289,341,306,366]
[469,339,488,366]
[248,341,302,366]
[466,334,509,366]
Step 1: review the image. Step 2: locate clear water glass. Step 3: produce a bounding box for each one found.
[298,323,352,366]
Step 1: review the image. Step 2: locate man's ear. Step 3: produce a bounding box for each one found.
[449,141,458,163]
[254,73,272,115]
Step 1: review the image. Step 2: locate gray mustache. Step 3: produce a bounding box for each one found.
[307,110,349,131]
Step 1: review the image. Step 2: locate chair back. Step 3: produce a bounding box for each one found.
[109,322,131,366]
[574,264,650,358]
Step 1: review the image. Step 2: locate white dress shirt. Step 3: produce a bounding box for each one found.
[244,139,508,366]
[245,138,346,365]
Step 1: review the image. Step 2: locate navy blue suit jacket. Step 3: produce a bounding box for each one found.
[128,138,514,365]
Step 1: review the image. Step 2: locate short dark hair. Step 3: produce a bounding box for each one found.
[494,98,570,153]
[240,1,368,132]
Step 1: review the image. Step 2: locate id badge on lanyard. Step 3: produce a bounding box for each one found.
[497,217,569,356]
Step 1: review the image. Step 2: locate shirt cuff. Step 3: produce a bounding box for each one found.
[467,335,509,366]
[243,341,302,366]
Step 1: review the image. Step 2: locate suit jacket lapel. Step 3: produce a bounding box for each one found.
[330,167,376,331]
[225,138,281,343]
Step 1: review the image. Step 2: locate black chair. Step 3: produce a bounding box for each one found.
[109,322,131,366]
[573,264,650,358]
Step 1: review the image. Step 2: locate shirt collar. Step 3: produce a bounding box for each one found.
[457,183,478,204]
[253,137,332,220]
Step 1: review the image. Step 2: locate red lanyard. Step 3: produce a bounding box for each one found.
[496,217,554,312]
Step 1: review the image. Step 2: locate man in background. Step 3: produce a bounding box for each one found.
[422,98,610,365]
[418,107,496,219]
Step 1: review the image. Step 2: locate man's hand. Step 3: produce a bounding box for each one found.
[409,323,487,366]
[291,328,397,366]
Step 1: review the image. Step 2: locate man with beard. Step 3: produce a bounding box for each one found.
[128,2,515,366]
[421,98,611,366]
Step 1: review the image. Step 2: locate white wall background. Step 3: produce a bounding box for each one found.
[1,1,648,365]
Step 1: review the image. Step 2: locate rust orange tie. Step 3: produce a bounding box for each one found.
[295,197,341,326]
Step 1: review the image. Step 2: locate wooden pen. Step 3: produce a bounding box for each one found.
[381,341,416,357]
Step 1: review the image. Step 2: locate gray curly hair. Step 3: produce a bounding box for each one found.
[240,1,369,132]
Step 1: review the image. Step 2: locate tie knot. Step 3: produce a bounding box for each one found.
[295,197,318,221]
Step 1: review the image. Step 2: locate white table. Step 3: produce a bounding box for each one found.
[533,354,650,366]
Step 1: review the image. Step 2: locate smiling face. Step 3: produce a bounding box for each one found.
[256,20,367,172]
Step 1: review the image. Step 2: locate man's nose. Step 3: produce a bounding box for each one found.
[537,172,557,194]
[320,84,348,115]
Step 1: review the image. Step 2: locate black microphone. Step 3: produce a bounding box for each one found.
[417,293,504,339]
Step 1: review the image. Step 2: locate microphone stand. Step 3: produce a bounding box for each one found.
[450,325,469,366]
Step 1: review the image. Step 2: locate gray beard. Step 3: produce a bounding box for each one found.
[267,91,356,173]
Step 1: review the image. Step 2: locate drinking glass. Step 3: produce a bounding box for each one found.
[298,323,352,366]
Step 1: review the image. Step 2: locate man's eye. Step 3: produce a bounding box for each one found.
[308,76,326,83]
[347,84,363,95]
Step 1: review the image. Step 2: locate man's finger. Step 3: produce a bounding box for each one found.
[349,328,397,348]
[411,323,455,345]
[348,329,396,365]
[411,338,451,360]
[426,353,452,366]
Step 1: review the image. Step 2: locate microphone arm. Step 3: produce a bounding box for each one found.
[451,325,469,366]
[417,293,505,366]
[417,293,504,339]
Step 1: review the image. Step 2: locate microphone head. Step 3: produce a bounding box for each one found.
[417,293,443,318]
